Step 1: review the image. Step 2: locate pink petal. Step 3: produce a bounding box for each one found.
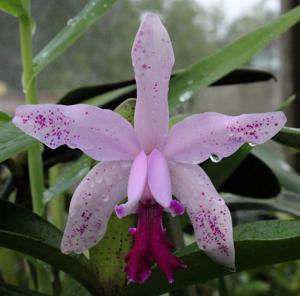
[115,150,147,218]
[148,149,172,208]
[164,111,286,164]
[61,161,131,254]
[132,13,174,153]
[169,161,235,269]
[13,104,140,161]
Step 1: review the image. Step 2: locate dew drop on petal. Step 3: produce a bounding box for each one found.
[210,154,221,163]
[249,142,256,147]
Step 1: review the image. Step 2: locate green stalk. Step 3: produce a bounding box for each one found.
[19,1,47,292]
[19,1,44,215]
[0,248,18,285]
[49,165,65,230]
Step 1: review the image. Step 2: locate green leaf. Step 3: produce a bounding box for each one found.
[277,94,296,111]
[168,5,300,111]
[220,153,281,198]
[203,145,252,189]
[90,215,134,295]
[0,200,101,295]
[223,192,300,217]
[0,111,11,122]
[0,282,47,296]
[114,98,136,125]
[57,68,275,108]
[0,0,26,18]
[33,0,116,76]
[125,220,300,295]
[253,146,300,194]
[0,121,36,163]
[273,127,300,150]
[43,155,92,203]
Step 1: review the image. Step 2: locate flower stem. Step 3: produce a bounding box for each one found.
[218,277,229,296]
[19,1,44,215]
[49,165,65,230]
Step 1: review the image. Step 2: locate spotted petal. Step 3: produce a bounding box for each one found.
[164,111,286,164]
[13,104,140,161]
[61,161,131,254]
[169,161,235,268]
[132,13,174,153]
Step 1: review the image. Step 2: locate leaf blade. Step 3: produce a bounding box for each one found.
[125,220,300,295]
[168,5,300,111]
[33,0,116,76]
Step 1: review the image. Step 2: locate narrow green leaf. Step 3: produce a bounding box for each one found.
[277,94,296,111]
[0,121,36,163]
[85,85,136,108]
[0,282,47,296]
[168,5,300,111]
[125,220,300,295]
[43,155,92,203]
[273,127,300,150]
[223,192,300,217]
[33,0,116,76]
[0,200,101,295]
[57,68,275,108]
[0,0,26,18]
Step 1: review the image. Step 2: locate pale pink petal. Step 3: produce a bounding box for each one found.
[115,150,147,218]
[148,149,172,208]
[13,104,140,161]
[169,161,235,268]
[164,111,286,164]
[132,13,174,153]
[61,161,131,253]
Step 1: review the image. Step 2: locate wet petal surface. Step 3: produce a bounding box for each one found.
[169,161,235,268]
[13,104,140,161]
[132,13,174,153]
[61,161,131,253]
[164,111,286,164]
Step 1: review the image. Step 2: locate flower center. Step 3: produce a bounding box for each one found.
[124,201,186,284]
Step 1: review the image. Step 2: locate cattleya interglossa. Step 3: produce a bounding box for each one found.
[13,13,286,284]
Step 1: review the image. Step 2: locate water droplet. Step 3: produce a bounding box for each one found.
[210,154,221,163]
[67,17,78,26]
[179,90,193,102]
[249,142,256,147]
[103,3,108,8]
[103,195,110,202]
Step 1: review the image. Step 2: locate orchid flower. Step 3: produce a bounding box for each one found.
[13,13,286,284]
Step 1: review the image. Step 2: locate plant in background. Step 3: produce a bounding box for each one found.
[1,0,300,295]
[13,13,286,284]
